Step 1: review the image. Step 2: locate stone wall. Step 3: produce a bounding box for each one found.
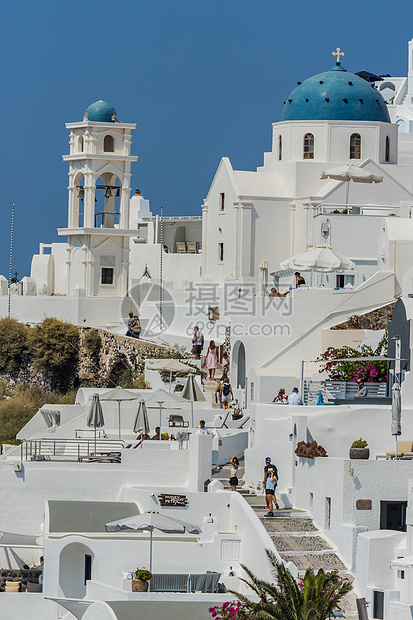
[78,329,171,388]
[0,329,171,393]
[331,302,395,331]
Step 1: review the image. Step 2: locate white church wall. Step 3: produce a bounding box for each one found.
[202,159,240,281]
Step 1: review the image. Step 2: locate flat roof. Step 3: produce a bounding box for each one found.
[48,500,139,533]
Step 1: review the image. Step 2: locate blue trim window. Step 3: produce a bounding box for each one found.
[303,133,314,159]
[350,134,361,159]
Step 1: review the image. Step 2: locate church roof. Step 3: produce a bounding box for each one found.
[281,64,391,124]
[84,100,117,122]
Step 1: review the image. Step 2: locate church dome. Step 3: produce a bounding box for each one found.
[281,64,391,123]
[84,100,117,123]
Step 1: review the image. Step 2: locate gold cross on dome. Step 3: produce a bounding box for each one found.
[332,47,345,63]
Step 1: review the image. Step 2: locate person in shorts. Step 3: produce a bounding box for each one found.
[191,326,204,359]
[263,456,279,515]
[220,378,233,409]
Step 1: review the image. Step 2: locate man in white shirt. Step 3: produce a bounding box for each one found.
[288,387,303,406]
[197,420,209,435]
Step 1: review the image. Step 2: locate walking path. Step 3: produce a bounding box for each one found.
[212,459,358,616]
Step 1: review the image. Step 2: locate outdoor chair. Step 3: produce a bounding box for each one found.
[205,572,221,593]
[168,414,189,428]
[189,574,207,592]
[186,242,197,254]
[176,242,187,254]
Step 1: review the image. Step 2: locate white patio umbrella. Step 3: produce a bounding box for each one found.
[100,387,139,440]
[391,382,401,458]
[181,374,206,427]
[280,245,355,273]
[259,260,269,296]
[133,399,150,448]
[86,393,105,454]
[144,388,183,439]
[320,164,383,205]
[146,359,195,393]
[105,511,201,572]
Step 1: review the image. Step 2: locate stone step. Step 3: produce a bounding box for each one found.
[260,517,318,533]
[270,535,332,552]
[280,552,346,572]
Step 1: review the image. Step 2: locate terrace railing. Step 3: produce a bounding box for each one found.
[20,438,125,462]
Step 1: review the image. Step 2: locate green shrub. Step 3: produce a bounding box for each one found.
[83,329,102,356]
[0,318,28,374]
[132,373,151,389]
[0,385,76,442]
[29,318,79,378]
[351,438,368,449]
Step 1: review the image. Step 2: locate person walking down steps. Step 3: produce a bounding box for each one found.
[263,456,279,516]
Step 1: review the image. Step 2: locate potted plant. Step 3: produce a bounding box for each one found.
[349,438,369,460]
[132,569,152,592]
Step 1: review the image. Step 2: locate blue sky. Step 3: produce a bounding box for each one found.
[2,0,413,277]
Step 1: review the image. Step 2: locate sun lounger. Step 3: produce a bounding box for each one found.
[386,441,413,458]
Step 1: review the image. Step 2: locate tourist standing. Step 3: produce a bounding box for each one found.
[205,340,218,379]
[263,457,279,515]
[229,456,239,491]
[191,326,204,359]
[220,378,233,410]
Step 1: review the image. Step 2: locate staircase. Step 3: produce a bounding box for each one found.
[213,461,357,616]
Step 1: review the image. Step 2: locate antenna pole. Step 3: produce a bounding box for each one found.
[159,204,163,330]
[8,203,15,319]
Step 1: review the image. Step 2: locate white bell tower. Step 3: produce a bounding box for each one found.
[59,100,138,297]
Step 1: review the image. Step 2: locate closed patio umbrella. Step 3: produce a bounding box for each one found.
[392,382,401,457]
[100,387,139,440]
[133,399,150,448]
[181,375,206,427]
[86,393,105,454]
[105,511,201,572]
[259,260,269,296]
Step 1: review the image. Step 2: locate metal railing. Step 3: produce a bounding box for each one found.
[313,203,398,217]
[20,438,124,462]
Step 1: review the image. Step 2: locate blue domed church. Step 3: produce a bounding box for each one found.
[201,47,412,295]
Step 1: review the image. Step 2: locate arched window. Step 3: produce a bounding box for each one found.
[303,133,314,159]
[77,135,83,152]
[350,134,361,159]
[103,135,114,152]
[385,136,390,162]
[278,135,282,161]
